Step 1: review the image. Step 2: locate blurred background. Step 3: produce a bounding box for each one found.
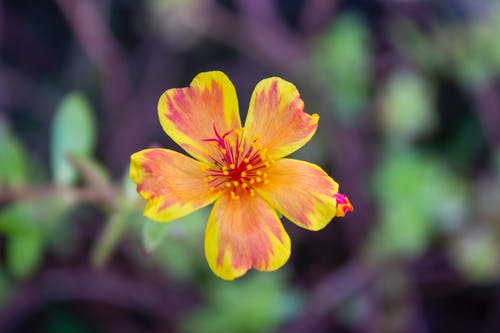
[1,0,500,332]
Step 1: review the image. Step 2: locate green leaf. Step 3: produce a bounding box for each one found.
[51,92,96,185]
[182,272,303,333]
[90,170,145,269]
[313,12,371,120]
[0,118,29,186]
[0,197,73,280]
[7,232,44,280]
[0,196,72,236]
[370,149,467,259]
[0,202,35,236]
[379,70,436,141]
[452,228,500,283]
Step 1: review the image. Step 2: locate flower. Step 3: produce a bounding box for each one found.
[130,71,352,280]
[333,193,354,217]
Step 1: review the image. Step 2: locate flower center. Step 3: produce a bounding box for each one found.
[202,126,274,200]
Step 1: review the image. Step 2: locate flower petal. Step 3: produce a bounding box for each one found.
[205,192,291,280]
[333,193,354,217]
[244,77,319,160]
[130,148,219,222]
[158,71,242,162]
[255,159,339,231]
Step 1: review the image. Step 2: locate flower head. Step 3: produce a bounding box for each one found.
[130,71,352,280]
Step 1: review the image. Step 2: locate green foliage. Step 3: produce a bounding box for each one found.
[447,6,500,88]
[313,12,371,121]
[370,149,468,258]
[51,92,96,186]
[91,174,139,268]
[69,155,111,190]
[379,70,436,141]
[150,207,209,280]
[142,218,171,254]
[0,202,34,236]
[0,203,44,279]
[0,119,29,187]
[6,232,44,280]
[388,19,445,72]
[390,5,500,89]
[182,272,303,333]
[91,205,135,268]
[0,197,72,280]
[452,228,500,283]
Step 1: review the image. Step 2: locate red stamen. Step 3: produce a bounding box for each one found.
[202,125,273,199]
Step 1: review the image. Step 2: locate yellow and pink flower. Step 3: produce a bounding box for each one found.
[130,71,353,280]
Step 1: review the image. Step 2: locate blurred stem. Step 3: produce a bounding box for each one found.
[177,1,307,74]
[55,0,130,112]
[91,202,133,269]
[0,185,115,207]
[1,180,136,270]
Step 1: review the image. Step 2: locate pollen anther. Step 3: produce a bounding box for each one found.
[203,127,272,197]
